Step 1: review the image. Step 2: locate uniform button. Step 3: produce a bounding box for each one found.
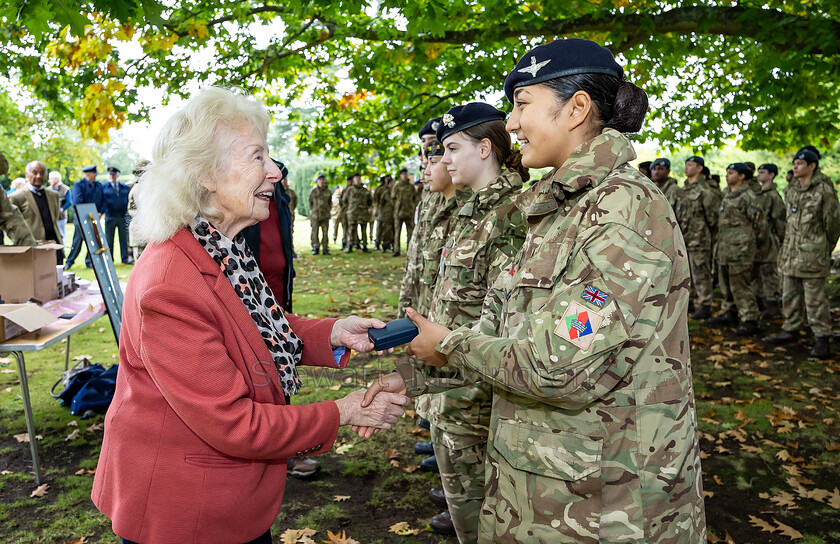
[295,451,302,456]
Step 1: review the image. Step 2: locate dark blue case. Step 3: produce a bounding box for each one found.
[368,318,420,350]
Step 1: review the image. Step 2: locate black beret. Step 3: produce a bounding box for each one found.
[793,150,819,164]
[686,156,704,166]
[398,167,408,174]
[353,172,361,177]
[504,39,623,103]
[797,145,821,160]
[107,166,120,173]
[424,140,444,157]
[758,163,778,175]
[436,102,506,143]
[651,158,671,169]
[637,161,652,170]
[82,165,97,173]
[727,162,752,176]
[346,175,354,181]
[419,117,442,139]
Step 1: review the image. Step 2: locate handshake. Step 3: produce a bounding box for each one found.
[333,373,409,439]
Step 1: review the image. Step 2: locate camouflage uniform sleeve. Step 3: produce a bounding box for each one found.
[0,190,38,245]
[747,195,766,241]
[703,188,721,233]
[822,187,840,250]
[771,191,787,243]
[436,223,674,410]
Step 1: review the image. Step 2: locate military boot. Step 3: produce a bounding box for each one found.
[322,248,331,255]
[763,330,799,345]
[311,247,319,255]
[690,305,712,320]
[429,511,455,534]
[761,300,781,319]
[362,246,371,253]
[708,309,738,327]
[811,337,831,359]
[734,320,758,337]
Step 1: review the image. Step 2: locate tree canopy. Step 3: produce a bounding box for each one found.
[2,0,839,173]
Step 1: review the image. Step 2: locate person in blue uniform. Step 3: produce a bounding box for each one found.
[102,166,133,264]
[64,164,104,269]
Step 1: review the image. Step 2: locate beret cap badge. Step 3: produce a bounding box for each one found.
[431,121,440,130]
[518,56,551,78]
[442,113,456,128]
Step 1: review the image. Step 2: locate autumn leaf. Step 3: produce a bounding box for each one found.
[389,521,420,535]
[322,530,360,544]
[14,433,30,443]
[773,518,803,539]
[333,495,350,502]
[385,448,400,460]
[66,429,80,441]
[749,514,776,533]
[75,468,96,476]
[30,483,49,497]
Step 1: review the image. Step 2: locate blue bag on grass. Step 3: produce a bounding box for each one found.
[51,358,118,417]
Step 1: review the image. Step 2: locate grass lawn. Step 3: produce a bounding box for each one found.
[1,217,839,543]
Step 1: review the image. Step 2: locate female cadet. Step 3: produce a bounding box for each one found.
[366,39,706,543]
[411,103,528,543]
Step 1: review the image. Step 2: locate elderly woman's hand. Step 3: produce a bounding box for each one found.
[331,316,393,354]
[352,372,408,438]
[335,389,410,431]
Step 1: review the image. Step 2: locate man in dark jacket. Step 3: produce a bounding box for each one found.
[102,166,133,264]
[64,165,104,269]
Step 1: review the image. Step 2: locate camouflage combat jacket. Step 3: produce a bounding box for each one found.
[656,176,682,212]
[392,178,417,220]
[753,183,786,263]
[376,185,394,221]
[814,168,837,196]
[435,129,706,543]
[779,176,840,278]
[286,188,297,215]
[308,185,332,221]
[716,184,764,271]
[398,189,443,317]
[0,189,37,245]
[347,186,372,223]
[677,177,721,254]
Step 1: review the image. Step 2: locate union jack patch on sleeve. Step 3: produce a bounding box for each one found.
[581,285,608,307]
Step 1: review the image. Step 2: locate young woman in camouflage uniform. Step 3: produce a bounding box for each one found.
[367,39,706,543]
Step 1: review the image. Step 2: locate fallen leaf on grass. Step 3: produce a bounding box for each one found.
[385,448,400,460]
[279,528,317,544]
[389,459,400,468]
[328,385,341,391]
[67,420,78,427]
[68,537,88,544]
[401,464,419,473]
[334,443,354,455]
[30,483,48,497]
[14,433,29,443]
[87,422,103,432]
[389,521,420,535]
[322,530,359,544]
[827,443,840,451]
[66,429,80,441]
[333,495,350,502]
[0,368,15,373]
[1,470,12,475]
[75,468,96,476]
[713,475,724,485]
[774,519,803,539]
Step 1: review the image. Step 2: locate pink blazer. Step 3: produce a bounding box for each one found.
[92,228,351,543]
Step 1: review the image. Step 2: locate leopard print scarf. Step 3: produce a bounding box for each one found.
[190,218,303,396]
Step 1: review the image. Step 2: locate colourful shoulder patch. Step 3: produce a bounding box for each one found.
[581,285,608,307]
[555,300,605,351]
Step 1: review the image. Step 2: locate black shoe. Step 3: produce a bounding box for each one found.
[709,310,738,327]
[323,249,330,255]
[392,252,401,257]
[429,511,455,534]
[312,247,319,255]
[417,417,431,429]
[761,301,781,319]
[420,455,438,473]
[763,330,799,345]
[382,247,389,253]
[811,336,831,359]
[362,247,371,253]
[374,244,380,251]
[689,305,712,320]
[414,441,434,455]
[734,320,758,337]
[687,301,695,315]
[429,488,448,507]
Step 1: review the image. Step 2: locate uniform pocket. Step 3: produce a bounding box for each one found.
[494,419,601,481]
[514,240,573,290]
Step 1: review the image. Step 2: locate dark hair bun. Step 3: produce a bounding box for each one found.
[604,80,648,133]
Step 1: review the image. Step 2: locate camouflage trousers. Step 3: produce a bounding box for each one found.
[310,218,329,251]
[688,250,713,307]
[719,264,759,321]
[376,216,394,249]
[782,276,832,337]
[348,219,368,248]
[753,261,781,302]
[394,215,415,253]
[431,425,487,544]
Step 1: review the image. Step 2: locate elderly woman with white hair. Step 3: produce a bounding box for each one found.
[91,87,409,544]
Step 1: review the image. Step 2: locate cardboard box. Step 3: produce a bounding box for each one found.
[0,244,63,303]
[0,304,56,342]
